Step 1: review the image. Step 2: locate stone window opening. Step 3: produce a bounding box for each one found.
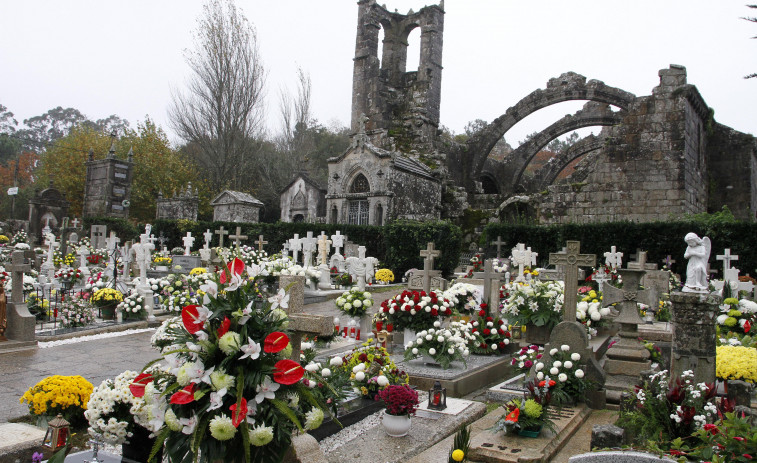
[376,203,384,226]
[331,205,338,224]
[350,173,371,193]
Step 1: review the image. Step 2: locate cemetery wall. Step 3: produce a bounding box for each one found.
[483,220,757,279]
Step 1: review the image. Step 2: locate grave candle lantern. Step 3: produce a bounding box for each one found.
[428,380,447,411]
[334,317,340,334]
[43,414,70,450]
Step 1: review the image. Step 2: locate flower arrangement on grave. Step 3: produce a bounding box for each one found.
[84,370,157,445]
[133,258,333,463]
[372,311,389,331]
[158,272,214,312]
[381,289,454,332]
[54,267,84,285]
[329,341,409,398]
[585,266,620,290]
[20,375,93,426]
[462,253,483,278]
[335,272,353,287]
[404,320,473,369]
[511,345,544,374]
[53,251,76,268]
[377,384,419,416]
[90,288,123,307]
[279,264,320,286]
[444,282,481,315]
[215,245,268,267]
[576,300,611,338]
[655,299,672,322]
[715,345,757,383]
[59,295,97,328]
[26,293,50,320]
[335,288,373,317]
[616,369,729,444]
[0,234,8,244]
[578,287,602,303]
[470,310,511,355]
[493,377,556,436]
[82,272,105,298]
[10,230,28,245]
[3,271,35,296]
[189,267,206,275]
[116,291,147,319]
[374,268,395,284]
[639,338,663,366]
[13,242,30,251]
[150,316,184,354]
[533,345,589,405]
[152,256,171,268]
[716,298,757,337]
[330,266,339,275]
[500,280,564,330]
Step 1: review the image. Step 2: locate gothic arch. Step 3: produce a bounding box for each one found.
[529,134,606,191]
[349,173,371,193]
[465,72,635,183]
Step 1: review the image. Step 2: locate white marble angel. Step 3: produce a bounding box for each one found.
[682,232,711,293]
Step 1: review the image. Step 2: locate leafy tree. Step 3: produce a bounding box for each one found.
[169,0,266,191]
[16,106,89,152]
[547,131,580,153]
[0,152,40,219]
[745,5,757,79]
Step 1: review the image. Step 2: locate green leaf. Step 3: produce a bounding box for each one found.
[271,398,303,431]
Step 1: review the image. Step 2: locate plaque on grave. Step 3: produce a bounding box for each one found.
[171,255,203,274]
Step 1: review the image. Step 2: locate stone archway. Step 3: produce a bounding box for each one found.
[528,134,607,191]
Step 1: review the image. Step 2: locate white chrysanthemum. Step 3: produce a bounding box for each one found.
[304,408,324,430]
[377,375,389,387]
[550,367,559,375]
[209,415,237,441]
[429,348,437,355]
[249,424,274,446]
[330,357,343,367]
[355,371,365,381]
[571,353,581,361]
[564,361,573,369]
[575,369,585,378]
[550,348,558,356]
[561,344,570,351]
[558,373,568,382]
[218,332,241,355]
[535,362,544,371]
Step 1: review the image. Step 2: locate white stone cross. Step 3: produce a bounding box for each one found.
[229,227,248,250]
[492,236,506,258]
[132,231,155,290]
[71,218,80,229]
[78,245,90,278]
[182,232,195,256]
[716,248,739,275]
[301,231,318,268]
[592,266,612,294]
[549,241,596,323]
[256,235,268,252]
[346,246,371,291]
[317,232,332,267]
[330,231,344,256]
[289,234,302,263]
[120,242,132,279]
[604,246,623,271]
[215,226,229,248]
[419,242,441,293]
[42,233,58,279]
[510,243,536,283]
[472,258,504,309]
[105,231,120,252]
[203,229,213,250]
[281,241,290,259]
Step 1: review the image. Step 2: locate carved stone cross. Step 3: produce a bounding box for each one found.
[511,243,536,283]
[549,241,596,322]
[604,246,623,271]
[182,232,195,256]
[105,231,120,252]
[492,236,506,258]
[628,250,657,270]
[473,258,504,310]
[419,242,441,293]
[229,227,248,250]
[280,275,334,361]
[256,235,268,252]
[157,232,168,251]
[592,266,612,294]
[330,231,344,255]
[71,217,80,229]
[716,248,739,274]
[203,229,213,250]
[215,226,229,248]
[9,251,32,304]
[301,231,318,268]
[317,233,331,267]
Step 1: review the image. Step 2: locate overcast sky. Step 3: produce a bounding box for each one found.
[1,0,755,148]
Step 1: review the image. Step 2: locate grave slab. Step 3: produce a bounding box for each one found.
[0,422,47,462]
[397,353,513,397]
[569,450,676,462]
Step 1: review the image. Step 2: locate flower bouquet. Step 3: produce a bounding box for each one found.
[329,341,408,398]
[374,268,395,284]
[83,272,106,298]
[152,256,172,268]
[511,345,544,374]
[470,310,511,355]
[493,377,556,436]
[10,230,28,245]
[90,288,124,307]
[54,267,84,287]
[404,320,473,369]
[20,375,93,427]
[279,264,320,286]
[715,345,757,383]
[158,272,213,312]
[59,295,97,328]
[117,291,147,319]
[381,289,453,332]
[533,345,589,405]
[335,289,373,317]
[132,258,333,463]
[576,300,611,338]
[334,272,353,288]
[501,280,564,330]
[444,282,481,315]
[377,384,419,416]
[716,298,756,337]
[462,253,483,278]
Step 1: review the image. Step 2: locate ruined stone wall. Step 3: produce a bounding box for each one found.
[156,195,198,221]
[387,167,441,221]
[707,123,757,221]
[536,66,708,224]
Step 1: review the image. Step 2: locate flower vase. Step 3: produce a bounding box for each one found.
[403,328,417,345]
[99,303,117,320]
[517,424,542,438]
[382,413,411,437]
[122,425,162,463]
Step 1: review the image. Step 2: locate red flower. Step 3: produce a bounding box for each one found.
[129,373,154,398]
[480,303,488,310]
[264,332,290,353]
[217,316,231,338]
[480,343,487,349]
[220,257,245,284]
[499,342,506,349]
[170,383,196,404]
[505,407,520,422]
[734,436,746,442]
[486,316,493,322]
[229,398,248,427]
[273,359,305,385]
[431,308,439,317]
[668,450,686,456]
[483,329,491,336]
[703,423,719,435]
[479,310,486,317]
[181,305,204,334]
[745,320,751,334]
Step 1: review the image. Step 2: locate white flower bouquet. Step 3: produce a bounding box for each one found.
[403,320,473,369]
[335,288,373,317]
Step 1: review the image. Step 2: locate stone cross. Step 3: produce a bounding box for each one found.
[604,246,623,271]
[182,232,195,256]
[289,234,302,264]
[301,231,318,268]
[256,235,268,252]
[492,236,506,259]
[120,242,132,279]
[346,246,370,291]
[90,225,106,250]
[281,241,290,259]
[132,231,155,290]
[279,275,334,361]
[41,233,58,281]
[549,241,596,322]
[78,246,90,278]
[592,266,612,294]
[9,251,32,304]
[317,233,331,267]
[203,229,213,250]
[419,242,441,293]
[229,227,248,250]
[156,232,168,252]
[716,248,739,275]
[330,231,344,256]
[628,250,658,270]
[511,243,536,283]
[472,258,504,310]
[71,218,80,229]
[105,229,120,257]
[215,226,229,248]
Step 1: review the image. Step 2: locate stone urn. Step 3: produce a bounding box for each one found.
[382,412,411,437]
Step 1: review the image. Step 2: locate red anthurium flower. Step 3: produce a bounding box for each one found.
[182,305,204,334]
[217,316,231,338]
[505,407,520,422]
[745,320,751,333]
[264,332,290,353]
[170,383,196,404]
[129,373,154,398]
[220,258,245,284]
[229,398,248,427]
[273,359,305,385]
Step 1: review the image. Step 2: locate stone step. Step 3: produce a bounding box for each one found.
[0,423,47,462]
[0,340,38,355]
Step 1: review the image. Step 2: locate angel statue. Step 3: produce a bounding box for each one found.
[682,232,711,293]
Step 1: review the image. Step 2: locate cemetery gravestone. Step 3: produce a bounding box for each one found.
[604,246,623,271]
[182,232,195,256]
[215,226,229,248]
[90,225,107,250]
[329,231,346,272]
[317,233,332,290]
[492,235,506,259]
[301,231,317,268]
[256,235,268,252]
[229,227,248,251]
[289,234,302,264]
[6,251,36,343]
[472,259,503,310]
[670,291,720,384]
[279,275,334,361]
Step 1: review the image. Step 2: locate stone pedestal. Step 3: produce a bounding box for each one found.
[318,266,331,290]
[670,291,720,384]
[138,286,155,321]
[6,302,36,342]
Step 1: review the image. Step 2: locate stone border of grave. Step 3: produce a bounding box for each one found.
[568,450,676,462]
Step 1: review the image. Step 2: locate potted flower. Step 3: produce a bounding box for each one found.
[381,289,453,341]
[152,256,172,271]
[374,268,395,284]
[90,288,124,320]
[372,311,389,332]
[377,384,419,437]
[20,375,93,428]
[511,345,544,374]
[404,320,473,369]
[335,272,352,288]
[59,295,97,328]
[470,310,512,355]
[533,345,591,405]
[500,280,564,344]
[54,267,84,290]
[493,377,556,437]
[443,282,481,316]
[116,290,147,320]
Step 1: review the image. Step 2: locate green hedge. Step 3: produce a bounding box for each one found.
[482,221,757,278]
[84,217,463,277]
